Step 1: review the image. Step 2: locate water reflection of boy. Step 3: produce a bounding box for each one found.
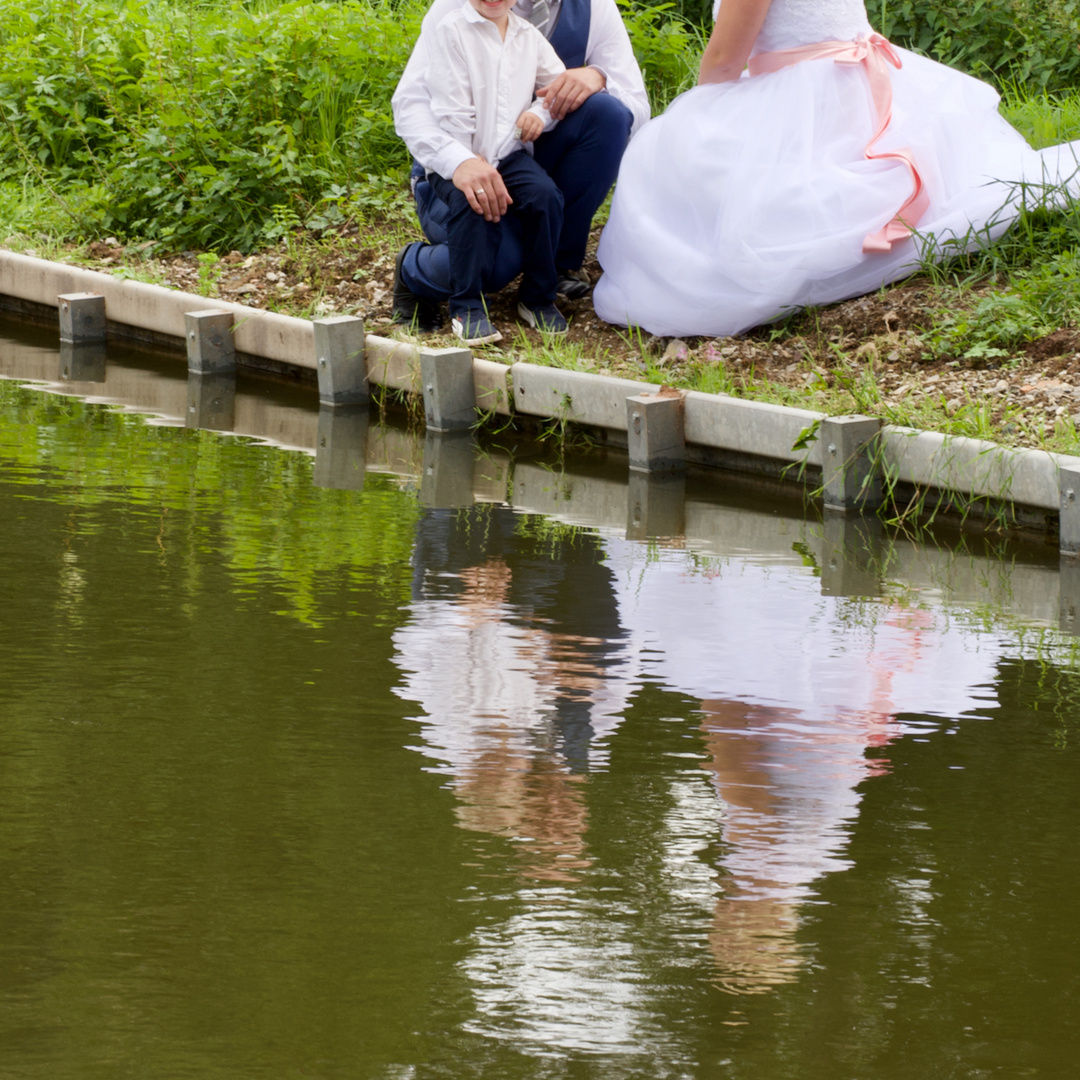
[394,507,634,879]
[403,506,631,770]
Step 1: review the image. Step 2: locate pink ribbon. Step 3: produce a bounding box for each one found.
[747,33,928,253]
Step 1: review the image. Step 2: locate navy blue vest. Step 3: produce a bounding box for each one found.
[548,0,591,70]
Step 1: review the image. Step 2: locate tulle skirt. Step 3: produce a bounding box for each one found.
[594,47,1080,338]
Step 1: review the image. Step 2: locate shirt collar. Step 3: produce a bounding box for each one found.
[459,1,530,37]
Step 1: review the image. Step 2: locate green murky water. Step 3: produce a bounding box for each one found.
[2,324,1080,1079]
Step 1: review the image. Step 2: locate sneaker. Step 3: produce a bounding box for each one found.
[556,272,590,300]
[517,301,568,335]
[451,310,503,346]
[392,244,443,333]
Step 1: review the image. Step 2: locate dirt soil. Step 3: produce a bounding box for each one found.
[69,227,1080,451]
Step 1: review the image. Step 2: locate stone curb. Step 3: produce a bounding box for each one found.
[5,248,1080,543]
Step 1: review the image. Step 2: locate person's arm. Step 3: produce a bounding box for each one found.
[391,0,476,179]
[698,0,772,84]
[535,0,649,127]
[428,21,478,150]
[529,36,566,129]
[391,0,511,220]
[581,0,650,131]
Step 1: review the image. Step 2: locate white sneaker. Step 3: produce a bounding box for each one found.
[451,311,503,346]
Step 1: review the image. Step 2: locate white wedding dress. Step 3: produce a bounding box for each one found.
[594,0,1080,338]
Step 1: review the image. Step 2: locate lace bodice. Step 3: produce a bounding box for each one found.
[714,0,874,53]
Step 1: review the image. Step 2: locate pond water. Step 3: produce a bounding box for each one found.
[2,317,1080,1080]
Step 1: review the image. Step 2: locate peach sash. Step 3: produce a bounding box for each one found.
[747,33,928,254]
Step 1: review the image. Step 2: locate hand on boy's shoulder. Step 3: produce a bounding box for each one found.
[535,67,607,120]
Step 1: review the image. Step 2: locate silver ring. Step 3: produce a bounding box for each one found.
[476,188,485,196]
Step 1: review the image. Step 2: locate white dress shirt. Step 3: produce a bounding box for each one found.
[430,5,565,169]
[393,0,650,181]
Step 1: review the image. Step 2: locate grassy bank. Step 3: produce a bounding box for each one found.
[3,0,1080,456]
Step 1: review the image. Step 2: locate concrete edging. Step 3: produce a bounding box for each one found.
[5,247,1080,544]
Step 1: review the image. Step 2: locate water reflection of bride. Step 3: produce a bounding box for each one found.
[608,541,1004,994]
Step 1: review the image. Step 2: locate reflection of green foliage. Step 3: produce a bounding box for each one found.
[512,501,591,555]
[0,380,420,626]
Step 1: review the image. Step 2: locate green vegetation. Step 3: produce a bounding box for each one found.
[4,0,1080,456]
[0,0,701,250]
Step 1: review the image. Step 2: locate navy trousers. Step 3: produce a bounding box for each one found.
[428,149,564,317]
[402,92,633,300]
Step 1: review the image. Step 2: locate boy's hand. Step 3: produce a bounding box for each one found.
[452,156,511,221]
[517,111,544,143]
[535,67,606,120]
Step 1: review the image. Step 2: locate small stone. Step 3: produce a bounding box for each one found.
[229,283,257,295]
[945,397,962,415]
[662,338,690,364]
[994,379,1008,392]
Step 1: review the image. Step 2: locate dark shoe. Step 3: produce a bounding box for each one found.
[392,244,443,332]
[556,272,590,300]
[517,301,568,335]
[451,310,503,346]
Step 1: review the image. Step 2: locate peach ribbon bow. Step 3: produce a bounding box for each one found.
[747,33,928,253]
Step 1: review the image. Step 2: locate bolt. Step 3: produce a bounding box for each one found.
[828,443,837,456]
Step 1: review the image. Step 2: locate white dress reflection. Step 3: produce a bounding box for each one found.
[607,540,1004,993]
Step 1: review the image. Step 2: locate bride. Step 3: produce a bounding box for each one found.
[593,0,1080,338]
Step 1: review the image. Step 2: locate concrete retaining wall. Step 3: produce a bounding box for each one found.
[5,247,1080,543]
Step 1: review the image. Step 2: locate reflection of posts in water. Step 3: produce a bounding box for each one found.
[58,341,107,384]
[185,371,236,433]
[419,430,478,509]
[626,471,685,541]
[313,404,369,491]
[819,509,883,597]
[1059,555,1080,634]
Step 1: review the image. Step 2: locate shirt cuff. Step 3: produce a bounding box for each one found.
[587,64,609,89]
[427,141,477,182]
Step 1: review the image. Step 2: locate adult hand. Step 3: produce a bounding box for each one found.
[536,67,606,121]
[452,157,512,221]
